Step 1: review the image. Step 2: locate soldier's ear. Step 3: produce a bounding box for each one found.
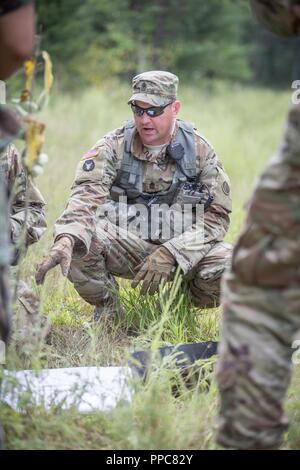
[173,100,180,115]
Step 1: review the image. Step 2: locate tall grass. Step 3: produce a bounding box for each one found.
[2,82,300,449]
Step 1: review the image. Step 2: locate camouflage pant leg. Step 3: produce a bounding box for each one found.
[68,235,118,307]
[216,272,300,450]
[0,164,11,450]
[187,242,232,308]
[0,270,8,451]
[68,219,155,306]
[0,173,11,344]
[216,103,300,449]
[0,266,11,343]
[0,268,10,449]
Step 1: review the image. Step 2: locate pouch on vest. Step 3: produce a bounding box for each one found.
[114,120,199,205]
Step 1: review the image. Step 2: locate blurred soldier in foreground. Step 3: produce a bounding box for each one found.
[36,71,232,319]
[0,0,35,449]
[0,0,35,345]
[0,0,35,80]
[2,143,46,326]
[2,144,46,265]
[216,0,300,450]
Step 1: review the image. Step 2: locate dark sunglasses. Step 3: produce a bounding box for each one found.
[130,102,172,118]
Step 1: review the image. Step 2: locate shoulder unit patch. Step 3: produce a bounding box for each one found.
[82,159,95,172]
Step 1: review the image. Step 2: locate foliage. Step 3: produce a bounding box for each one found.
[32,0,300,89]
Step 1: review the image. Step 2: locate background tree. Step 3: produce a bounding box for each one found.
[30,0,300,89]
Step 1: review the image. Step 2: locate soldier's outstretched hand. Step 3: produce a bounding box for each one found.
[35,236,74,284]
[131,246,176,295]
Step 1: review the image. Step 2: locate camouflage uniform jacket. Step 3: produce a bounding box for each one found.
[54,120,232,274]
[0,144,46,264]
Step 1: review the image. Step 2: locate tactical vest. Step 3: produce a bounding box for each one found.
[112,119,197,206]
[99,120,212,243]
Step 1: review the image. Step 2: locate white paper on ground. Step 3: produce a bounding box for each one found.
[1,366,133,412]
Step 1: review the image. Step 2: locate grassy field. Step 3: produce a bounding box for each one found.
[2,82,300,450]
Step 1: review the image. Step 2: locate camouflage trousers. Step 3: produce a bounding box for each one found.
[0,266,11,344]
[68,219,232,310]
[0,173,11,345]
[216,103,300,450]
[0,172,11,450]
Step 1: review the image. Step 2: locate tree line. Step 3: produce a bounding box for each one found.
[35,0,300,89]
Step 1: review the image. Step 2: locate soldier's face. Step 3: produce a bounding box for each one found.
[133,100,181,145]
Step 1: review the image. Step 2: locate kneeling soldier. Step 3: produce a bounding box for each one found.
[36,71,232,319]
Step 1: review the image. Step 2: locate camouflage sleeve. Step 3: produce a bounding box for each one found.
[163,135,232,275]
[250,0,300,36]
[54,130,122,257]
[4,145,47,262]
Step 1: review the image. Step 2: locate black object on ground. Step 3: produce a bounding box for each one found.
[129,341,218,379]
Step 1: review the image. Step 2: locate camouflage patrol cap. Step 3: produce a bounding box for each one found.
[128,71,178,107]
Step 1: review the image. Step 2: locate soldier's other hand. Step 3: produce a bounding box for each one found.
[35,236,74,285]
[131,247,176,295]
